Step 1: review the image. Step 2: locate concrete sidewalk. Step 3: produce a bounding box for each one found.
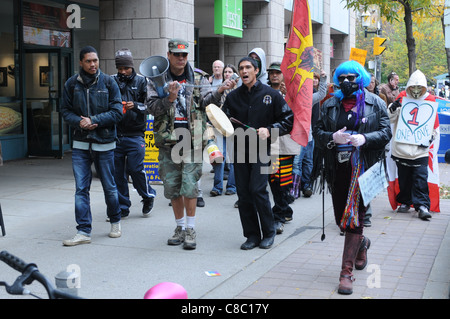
[236,192,450,299]
[236,162,450,299]
[0,153,449,299]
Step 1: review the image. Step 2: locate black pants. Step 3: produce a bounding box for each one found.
[396,161,429,210]
[234,160,275,242]
[269,181,293,223]
[331,160,366,235]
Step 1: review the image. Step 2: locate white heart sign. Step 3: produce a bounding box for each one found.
[394,97,437,145]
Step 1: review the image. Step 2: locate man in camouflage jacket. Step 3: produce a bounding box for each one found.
[146,38,235,250]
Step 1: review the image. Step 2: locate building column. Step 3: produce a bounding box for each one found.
[317,0,331,77]
[99,0,195,75]
[224,0,285,68]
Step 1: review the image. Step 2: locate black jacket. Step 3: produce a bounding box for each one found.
[112,72,148,137]
[222,80,294,157]
[313,90,392,187]
[61,70,122,144]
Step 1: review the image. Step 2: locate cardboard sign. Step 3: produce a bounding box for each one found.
[358,161,388,206]
[313,47,323,72]
[394,97,438,146]
[349,48,367,66]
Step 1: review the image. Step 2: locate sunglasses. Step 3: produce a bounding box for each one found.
[338,75,357,83]
[172,52,188,58]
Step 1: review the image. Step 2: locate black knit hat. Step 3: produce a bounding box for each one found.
[115,48,134,68]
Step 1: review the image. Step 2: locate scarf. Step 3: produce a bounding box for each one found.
[340,148,364,230]
[117,69,136,90]
[79,67,98,87]
[342,97,356,112]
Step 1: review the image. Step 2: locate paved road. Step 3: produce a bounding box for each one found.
[0,153,449,300]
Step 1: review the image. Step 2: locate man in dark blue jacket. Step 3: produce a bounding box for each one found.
[61,46,123,246]
[112,48,156,219]
[222,57,294,250]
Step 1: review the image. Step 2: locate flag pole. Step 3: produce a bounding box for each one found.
[286,0,295,46]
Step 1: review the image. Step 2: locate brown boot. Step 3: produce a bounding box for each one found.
[338,232,361,295]
[355,236,370,270]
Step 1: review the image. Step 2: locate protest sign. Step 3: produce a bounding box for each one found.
[394,97,438,146]
[358,160,388,206]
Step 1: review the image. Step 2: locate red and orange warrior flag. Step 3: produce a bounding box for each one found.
[281,0,314,147]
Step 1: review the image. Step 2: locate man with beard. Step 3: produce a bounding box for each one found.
[61,46,123,245]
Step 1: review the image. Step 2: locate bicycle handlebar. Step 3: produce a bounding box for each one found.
[0,250,32,273]
[0,250,82,299]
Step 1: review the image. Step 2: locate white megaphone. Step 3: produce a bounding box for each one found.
[140,56,170,98]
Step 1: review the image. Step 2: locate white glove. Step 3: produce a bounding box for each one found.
[332,127,351,144]
[350,134,366,147]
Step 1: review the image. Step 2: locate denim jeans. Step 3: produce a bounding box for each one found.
[72,148,120,235]
[293,139,314,190]
[114,136,156,212]
[212,136,236,194]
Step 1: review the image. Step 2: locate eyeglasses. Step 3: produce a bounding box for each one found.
[172,52,188,58]
[338,75,357,83]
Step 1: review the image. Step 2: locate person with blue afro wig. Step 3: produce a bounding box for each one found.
[331,60,372,125]
[312,59,392,296]
[333,60,371,100]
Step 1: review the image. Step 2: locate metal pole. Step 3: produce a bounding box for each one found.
[376,28,382,84]
[0,204,5,236]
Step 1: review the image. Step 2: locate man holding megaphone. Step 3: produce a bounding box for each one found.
[145,38,235,250]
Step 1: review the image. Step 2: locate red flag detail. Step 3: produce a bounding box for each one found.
[281,0,314,147]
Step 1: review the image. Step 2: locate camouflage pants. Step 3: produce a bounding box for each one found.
[158,147,203,199]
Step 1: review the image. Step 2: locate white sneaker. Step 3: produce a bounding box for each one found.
[109,222,122,238]
[63,233,91,246]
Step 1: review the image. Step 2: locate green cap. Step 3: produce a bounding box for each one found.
[267,62,281,72]
[168,38,189,53]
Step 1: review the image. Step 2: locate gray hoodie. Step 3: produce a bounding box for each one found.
[248,48,268,85]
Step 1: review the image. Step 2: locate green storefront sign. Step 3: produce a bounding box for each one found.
[214,0,243,38]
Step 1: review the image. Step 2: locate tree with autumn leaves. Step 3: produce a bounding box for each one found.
[345,0,449,85]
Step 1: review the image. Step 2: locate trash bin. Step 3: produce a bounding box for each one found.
[438,112,450,163]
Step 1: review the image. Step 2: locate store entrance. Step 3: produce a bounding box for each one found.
[25,48,72,158]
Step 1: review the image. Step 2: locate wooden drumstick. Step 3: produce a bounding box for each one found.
[230,117,257,131]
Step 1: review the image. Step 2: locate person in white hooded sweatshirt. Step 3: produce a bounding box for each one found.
[387,70,438,221]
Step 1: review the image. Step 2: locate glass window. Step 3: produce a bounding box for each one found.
[0,0,22,137]
[22,1,71,47]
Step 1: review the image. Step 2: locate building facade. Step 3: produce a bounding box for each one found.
[0,0,355,162]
